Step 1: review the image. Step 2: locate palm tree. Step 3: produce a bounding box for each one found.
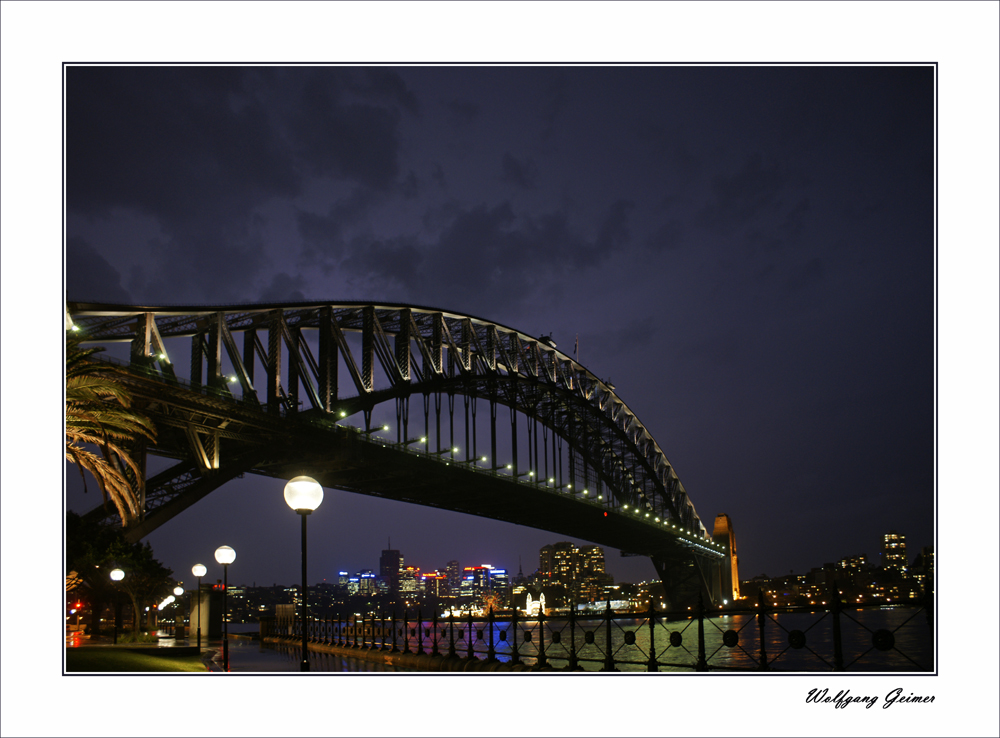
[66,333,156,526]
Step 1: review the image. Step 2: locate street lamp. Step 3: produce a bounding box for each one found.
[109,568,124,644]
[283,475,324,672]
[191,563,207,649]
[214,546,236,672]
[173,586,184,637]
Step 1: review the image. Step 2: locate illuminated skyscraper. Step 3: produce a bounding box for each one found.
[540,542,578,585]
[445,560,461,596]
[712,514,740,602]
[882,531,907,574]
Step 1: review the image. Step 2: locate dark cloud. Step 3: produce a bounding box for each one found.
[646,218,684,251]
[700,153,790,231]
[328,198,640,317]
[65,236,132,303]
[259,272,308,303]
[430,163,447,189]
[446,98,479,125]
[291,72,406,190]
[595,199,634,253]
[500,152,537,189]
[66,66,301,220]
[540,73,570,140]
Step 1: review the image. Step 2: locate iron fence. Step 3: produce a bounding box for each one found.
[264,586,933,672]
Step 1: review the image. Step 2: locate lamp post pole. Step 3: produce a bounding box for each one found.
[192,564,207,649]
[172,586,184,638]
[214,546,236,672]
[283,476,324,672]
[109,569,124,645]
[299,509,310,671]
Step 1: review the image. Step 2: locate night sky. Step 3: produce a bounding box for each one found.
[64,64,934,587]
[2,3,997,736]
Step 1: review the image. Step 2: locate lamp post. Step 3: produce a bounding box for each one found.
[109,569,124,644]
[214,546,236,672]
[283,475,324,672]
[172,586,184,637]
[191,563,206,648]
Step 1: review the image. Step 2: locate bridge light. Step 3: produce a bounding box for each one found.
[481,456,487,462]
[624,504,628,509]
[70,325,80,332]
[340,411,347,418]
[597,495,602,500]
[528,471,534,477]
[228,375,238,383]
[420,437,427,443]
[383,424,390,431]
[548,478,554,484]
[566,483,572,489]
[506,464,512,469]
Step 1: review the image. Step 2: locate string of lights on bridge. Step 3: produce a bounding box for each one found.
[338,421,725,553]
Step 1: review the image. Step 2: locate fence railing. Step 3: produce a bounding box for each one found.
[262,587,933,672]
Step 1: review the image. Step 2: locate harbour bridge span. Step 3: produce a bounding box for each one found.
[68,301,727,607]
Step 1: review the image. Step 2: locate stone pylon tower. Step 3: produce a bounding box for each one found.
[712,514,740,602]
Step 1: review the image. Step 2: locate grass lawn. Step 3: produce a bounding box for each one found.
[66,647,208,673]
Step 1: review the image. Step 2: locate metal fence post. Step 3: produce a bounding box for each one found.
[487,607,496,661]
[757,589,769,670]
[417,609,425,655]
[467,610,474,660]
[432,611,440,657]
[537,609,548,668]
[603,600,616,671]
[647,600,658,672]
[511,608,521,664]
[403,611,411,654]
[831,581,844,671]
[391,610,399,653]
[569,607,579,671]
[696,594,708,672]
[448,612,456,658]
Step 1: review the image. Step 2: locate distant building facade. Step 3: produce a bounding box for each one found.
[882,531,908,574]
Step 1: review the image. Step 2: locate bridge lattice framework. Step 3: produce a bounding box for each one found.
[68,301,726,605]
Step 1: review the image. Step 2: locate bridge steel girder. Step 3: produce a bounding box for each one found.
[68,301,724,605]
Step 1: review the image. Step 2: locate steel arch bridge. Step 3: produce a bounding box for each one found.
[67,301,726,607]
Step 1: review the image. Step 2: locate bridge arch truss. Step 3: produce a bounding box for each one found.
[68,302,723,589]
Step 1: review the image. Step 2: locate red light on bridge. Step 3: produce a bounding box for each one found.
[603,512,608,517]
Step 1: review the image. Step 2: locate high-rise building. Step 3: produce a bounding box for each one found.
[712,514,740,602]
[539,542,608,602]
[882,531,907,574]
[540,542,578,586]
[461,565,509,600]
[380,549,403,593]
[445,560,461,596]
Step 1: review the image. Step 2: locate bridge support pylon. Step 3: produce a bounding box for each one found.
[651,552,723,612]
